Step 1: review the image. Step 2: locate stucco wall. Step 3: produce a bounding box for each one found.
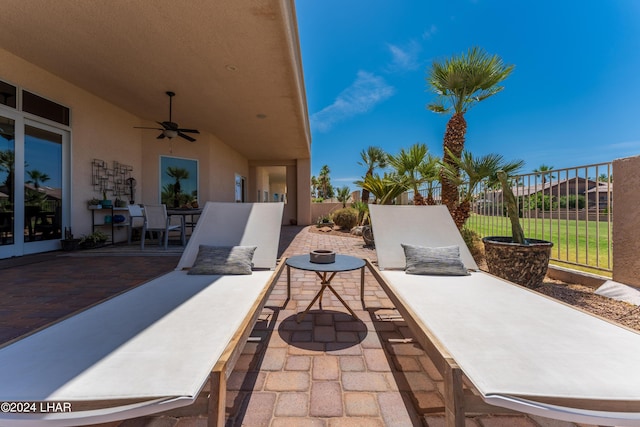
[612,155,640,287]
[0,48,142,238]
[1,47,249,242]
[310,202,344,223]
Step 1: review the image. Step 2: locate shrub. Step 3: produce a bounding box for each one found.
[351,201,370,226]
[460,227,484,265]
[332,208,358,230]
[559,194,585,209]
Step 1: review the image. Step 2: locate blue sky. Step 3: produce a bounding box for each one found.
[295,0,640,188]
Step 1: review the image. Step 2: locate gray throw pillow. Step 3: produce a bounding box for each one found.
[401,244,469,276]
[188,245,257,275]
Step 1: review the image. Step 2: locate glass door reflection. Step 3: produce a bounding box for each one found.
[23,125,62,243]
[0,116,15,246]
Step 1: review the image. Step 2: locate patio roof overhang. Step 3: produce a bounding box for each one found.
[0,0,311,162]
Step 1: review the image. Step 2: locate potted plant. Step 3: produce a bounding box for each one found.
[316,214,334,228]
[88,198,101,209]
[79,230,109,249]
[482,170,553,288]
[101,191,112,208]
[60,227,81,251]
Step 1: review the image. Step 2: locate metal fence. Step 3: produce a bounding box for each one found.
[411,162,614,274]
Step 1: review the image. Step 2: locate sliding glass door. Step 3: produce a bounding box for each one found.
[0,110,69,258]
[0,113,16,254]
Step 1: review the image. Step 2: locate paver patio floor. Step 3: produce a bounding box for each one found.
[0,226,597,427]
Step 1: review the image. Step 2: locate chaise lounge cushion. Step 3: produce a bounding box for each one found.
[401,243,469,276]
[188,245,257,275]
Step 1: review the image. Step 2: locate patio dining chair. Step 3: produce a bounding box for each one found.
[127,204,145,245]
[141,204,184,249]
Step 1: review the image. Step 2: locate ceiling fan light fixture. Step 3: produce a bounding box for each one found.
[133,91,199,142]
[163,129,178,139]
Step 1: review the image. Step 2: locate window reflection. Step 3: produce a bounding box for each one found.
[24,125,62,242]
[0,116,15,246]
[160,156,198,208]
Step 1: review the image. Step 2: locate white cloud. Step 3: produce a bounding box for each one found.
[422,25,438,40]
[310,71,395,133]
[606,140,640,150]
[332,176,362,184]
[385,40,421,72]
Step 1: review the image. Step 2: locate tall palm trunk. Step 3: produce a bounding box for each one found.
[361,172,372,204]
[426,190,436,206]
[440,112,467,214]
[413,192,426,205]
[452,200,471,229]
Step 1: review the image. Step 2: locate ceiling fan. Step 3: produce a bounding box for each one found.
[134,91,200,142]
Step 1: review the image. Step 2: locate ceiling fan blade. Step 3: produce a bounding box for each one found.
[178,132,196,142]
[157,121,172,129]
[134,126,163,130]
[177,128,200,134]
[157,133,166,139]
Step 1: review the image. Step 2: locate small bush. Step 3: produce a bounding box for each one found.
[460,227,484,265]
[332,208,358,230]
[316,214,332,227]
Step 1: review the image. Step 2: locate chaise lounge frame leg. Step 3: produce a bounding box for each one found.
[444,360,465,427]
[208,371,226,427]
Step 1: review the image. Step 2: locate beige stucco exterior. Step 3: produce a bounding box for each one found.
[0,0,312,256]
[612,155,640,287]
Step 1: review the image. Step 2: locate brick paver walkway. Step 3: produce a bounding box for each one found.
[0,226,596,427]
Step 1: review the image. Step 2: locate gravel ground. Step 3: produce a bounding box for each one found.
[537,280,640,332]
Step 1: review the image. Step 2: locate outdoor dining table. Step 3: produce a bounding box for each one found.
[166,208,203,236]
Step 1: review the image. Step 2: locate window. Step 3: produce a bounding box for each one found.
[235,174,246,203]
[160,156,198,208]
[0,81,17,109]
[23,91,70,126]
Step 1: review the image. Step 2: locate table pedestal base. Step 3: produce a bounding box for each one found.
[296,271,358,323]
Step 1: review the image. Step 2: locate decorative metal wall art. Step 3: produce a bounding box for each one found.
[91,159,134,198]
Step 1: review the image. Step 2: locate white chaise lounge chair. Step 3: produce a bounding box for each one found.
[0,202,286,427]
[369,204,640,427]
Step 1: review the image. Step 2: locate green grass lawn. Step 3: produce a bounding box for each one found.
[466,213,612,275]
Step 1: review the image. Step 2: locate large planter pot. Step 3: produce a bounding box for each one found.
[482,236,553,288]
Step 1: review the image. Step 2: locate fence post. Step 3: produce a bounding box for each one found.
[612,155,640,287]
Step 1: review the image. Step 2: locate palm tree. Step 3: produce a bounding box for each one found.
[336,186,351,208]
[417,153,441,205]
[358,173,409,205]
[318,165,331,199]
[310,175,319,198]
[0,149,15,204]
[388,143,430,205]
[358,146,387,204]
[426,46,514,216]
[533,164,554,188]
[166,166,190,208]
[26,169,50,190]
[598,173,612,183]
[440,150,524,229]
